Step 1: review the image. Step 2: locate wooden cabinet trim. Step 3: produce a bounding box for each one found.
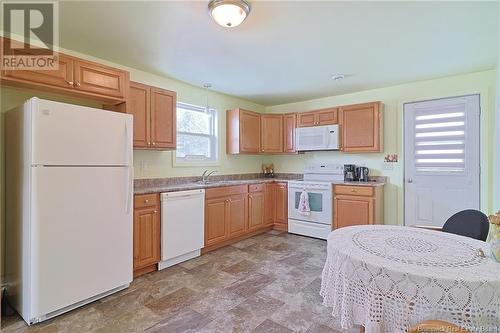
[334,185,374,197]
[283,113,296,153]
[205,185,249,199]
[339,101,381,152]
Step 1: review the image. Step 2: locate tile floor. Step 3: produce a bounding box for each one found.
[2,230,348,333]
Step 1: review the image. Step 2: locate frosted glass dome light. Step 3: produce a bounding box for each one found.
[208,0,251,28]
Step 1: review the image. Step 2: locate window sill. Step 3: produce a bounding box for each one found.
[173,159,221,168]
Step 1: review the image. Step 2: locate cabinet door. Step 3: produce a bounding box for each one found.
[317,108,338,125]
[264,184,275,226]
[228,194,248,238]
[334,196,374,229]
[73,59,128,99]
[297,111,317,127]
[240,110,261,153]
[133,207,160,270]
[274,183,288,224]
[128,82,151,148]
[283,113,296,153]
[2,53,74,89]
[339,102,381,152]
[205,198,228,246]
[248,191,265,231]
[151,88,176,149]
[261,115,283,153]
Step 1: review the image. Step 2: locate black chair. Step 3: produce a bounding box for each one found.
[442,209,490,241]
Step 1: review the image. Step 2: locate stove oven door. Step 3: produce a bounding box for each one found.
[287,183,332,225]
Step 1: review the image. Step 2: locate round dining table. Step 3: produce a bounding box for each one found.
[320,225,500,333]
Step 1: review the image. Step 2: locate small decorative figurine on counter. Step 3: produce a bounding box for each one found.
[262,164,275,178]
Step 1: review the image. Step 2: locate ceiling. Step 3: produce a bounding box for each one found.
[59,1,499,106]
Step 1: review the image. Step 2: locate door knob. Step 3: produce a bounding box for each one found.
[407,178,413,183]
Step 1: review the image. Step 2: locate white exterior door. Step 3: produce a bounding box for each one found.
[404,95,480,227]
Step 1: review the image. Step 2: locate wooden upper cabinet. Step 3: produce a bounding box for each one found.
[73,59,128,100]
[297,111,317,127]
[0,38,128,104]
[128,82,150,148]
[123,82,176,150]
[2,53,75,89]
[317,108,338,125]
[297,108,338,127]
[227,108,261,154]
[339,102,382,152]
[151,88,176,149]
[261,115,283,153]
[283,113,296,153]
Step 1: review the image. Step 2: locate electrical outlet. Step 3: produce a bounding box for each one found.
[382,162,394,171]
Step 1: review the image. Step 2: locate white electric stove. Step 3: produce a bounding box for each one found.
[288,164,344,239]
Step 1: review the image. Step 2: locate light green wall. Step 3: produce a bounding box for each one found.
[494,58,500,213]
[263,70,497,226]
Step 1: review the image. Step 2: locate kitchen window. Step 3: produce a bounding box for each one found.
[175,102,218,164]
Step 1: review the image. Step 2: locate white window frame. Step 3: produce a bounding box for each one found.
[174,102,219,167]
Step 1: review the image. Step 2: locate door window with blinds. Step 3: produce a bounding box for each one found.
[176,102,218,164]
[413,104,467,173]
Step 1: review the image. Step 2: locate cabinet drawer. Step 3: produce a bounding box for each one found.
[334,185,374,197]
[249,183,265,193]
[205,185,248,199]
[134,193,158,208]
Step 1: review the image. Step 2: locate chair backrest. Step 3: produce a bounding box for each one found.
[442,209,489,241]
[409,320,470,333]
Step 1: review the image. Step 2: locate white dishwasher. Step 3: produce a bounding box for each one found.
[159,189,205,270]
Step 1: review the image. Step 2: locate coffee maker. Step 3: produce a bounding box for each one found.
[356,167,369,182]
[344,164,356,181]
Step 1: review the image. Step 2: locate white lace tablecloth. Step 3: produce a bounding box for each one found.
[320,225,500,333]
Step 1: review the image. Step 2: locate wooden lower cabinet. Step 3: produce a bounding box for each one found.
[133,194,160,277]
[333,185,384,229]
[273,183,288,231]
[204,183,288,252]
[205,197,229,246]
[228,194,248,238]
[249,190,265,231]
[264,183,275,226]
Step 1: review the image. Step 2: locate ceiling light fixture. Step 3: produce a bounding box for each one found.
[208,0,251,28]
[331,74,346,81]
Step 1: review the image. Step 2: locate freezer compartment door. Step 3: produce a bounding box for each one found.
[30,166,133,319]
[31,98,132,166]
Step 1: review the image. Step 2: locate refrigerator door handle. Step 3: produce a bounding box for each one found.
[125,166,133,214]
[124,121,132,166]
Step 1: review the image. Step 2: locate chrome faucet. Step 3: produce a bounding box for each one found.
[201,170,217,183]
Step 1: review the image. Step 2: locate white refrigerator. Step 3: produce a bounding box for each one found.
[5,98,133,325]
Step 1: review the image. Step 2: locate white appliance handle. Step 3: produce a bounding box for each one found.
[125,166,133,214]
[124,120,132,166]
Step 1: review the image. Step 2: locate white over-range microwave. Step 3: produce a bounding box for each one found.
[295,124,339,151]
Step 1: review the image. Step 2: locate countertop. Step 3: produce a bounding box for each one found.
[134,174,386,194]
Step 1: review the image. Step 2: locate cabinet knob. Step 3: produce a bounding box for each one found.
[350,189,356,193]
[153,210,158,213]
[75,82,81,87]
[148,141,151,146]
[144,199,149,203]
[66,80,74,86]
[152,142,156,146]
